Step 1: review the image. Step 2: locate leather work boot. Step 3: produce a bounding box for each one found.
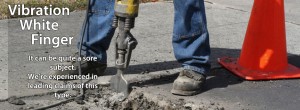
[171,69,206,96]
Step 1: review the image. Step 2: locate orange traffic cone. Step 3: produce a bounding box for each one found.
[218,0,300,80]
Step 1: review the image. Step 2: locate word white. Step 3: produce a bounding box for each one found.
[20,19,59,31]
[9,4,69,16]
[31,33,73,48]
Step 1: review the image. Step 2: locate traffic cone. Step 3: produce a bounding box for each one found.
[218,0,300,80]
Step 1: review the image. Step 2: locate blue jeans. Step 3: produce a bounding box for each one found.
[79,0,211,74]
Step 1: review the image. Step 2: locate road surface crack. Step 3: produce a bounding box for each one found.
[226,7,248,12]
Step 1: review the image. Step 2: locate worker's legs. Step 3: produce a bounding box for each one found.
[172,0,210,74]
[78,0,116,64]
[50,0,115,76]
[172,0,210,96]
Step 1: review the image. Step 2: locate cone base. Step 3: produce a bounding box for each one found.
[218,57,300,80]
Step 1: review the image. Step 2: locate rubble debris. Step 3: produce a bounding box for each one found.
[81,106,89,110]
[64,90,79,98]
[2,84,226,110]
[70,85,223,110]
[75,98,85,105]
[8,96,26,105]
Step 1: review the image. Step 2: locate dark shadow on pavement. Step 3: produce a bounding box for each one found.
[202,48,300,93]
[288,55,300,68]
[129,72,179,88]
[103,48,300,93]
[104,61,181,75]
[202,48,243,92]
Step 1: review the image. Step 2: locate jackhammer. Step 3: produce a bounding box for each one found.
[110,0,139,96]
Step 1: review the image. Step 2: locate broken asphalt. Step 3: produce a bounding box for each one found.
[0,0,300,110]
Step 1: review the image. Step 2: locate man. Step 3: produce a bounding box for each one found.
[51,0,210,96]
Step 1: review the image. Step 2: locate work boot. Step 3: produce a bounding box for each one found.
[171,69,206,96]
[49,53,107,76]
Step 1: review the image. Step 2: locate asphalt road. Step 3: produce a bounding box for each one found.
[0,0,299,109]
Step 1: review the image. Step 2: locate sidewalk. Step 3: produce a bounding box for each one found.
[0,1,300,110]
